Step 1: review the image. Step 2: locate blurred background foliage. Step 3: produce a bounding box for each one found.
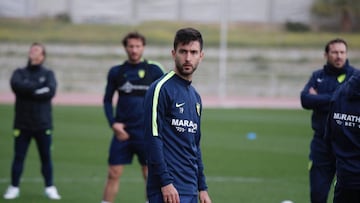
[311,0,360,32]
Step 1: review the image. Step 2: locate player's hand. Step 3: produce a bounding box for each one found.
[112,122,130,141]
[199,190,212,203]
[309,87,318,95]
[161,184,180,203]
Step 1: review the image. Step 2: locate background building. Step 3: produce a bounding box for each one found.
[1,0,358,107]
[0,0,313,25]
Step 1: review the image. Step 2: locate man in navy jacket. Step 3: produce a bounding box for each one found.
[300,38,356,203]
[4,42,61,200]
[144,28,211,203]
[326,70,360,203]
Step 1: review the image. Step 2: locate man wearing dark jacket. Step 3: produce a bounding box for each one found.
[326,70,360,203]
[300,38,356,203]
[144,27,211,203]
[3,42,61,200]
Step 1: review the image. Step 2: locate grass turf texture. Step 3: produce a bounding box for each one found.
[0,104,333,202]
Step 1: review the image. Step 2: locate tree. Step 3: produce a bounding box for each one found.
[311,0,360,32]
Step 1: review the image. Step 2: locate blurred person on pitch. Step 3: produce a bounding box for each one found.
[144,27,212,203]
[101,32,165,203]
[300,38,356,203]
[3,42,61,200]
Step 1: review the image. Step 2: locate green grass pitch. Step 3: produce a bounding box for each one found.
[0,104,333,203]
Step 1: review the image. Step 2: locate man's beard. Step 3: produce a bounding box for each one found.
[175,61,197,77]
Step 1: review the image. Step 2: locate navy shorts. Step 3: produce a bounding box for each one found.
[148,193,197,203]
[108,135,146,165]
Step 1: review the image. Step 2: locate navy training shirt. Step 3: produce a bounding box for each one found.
[103,59,164,138]
[11,65,57,130]
[300,60,355,137]
[144,71,208,196]
[326,71,360,189]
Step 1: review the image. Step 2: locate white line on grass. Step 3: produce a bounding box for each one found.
[207,176,263,183]
[0,176,263,184]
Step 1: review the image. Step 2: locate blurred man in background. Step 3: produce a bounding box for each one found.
[300,38,356,203]
[3,42,61,200]
[101,32,165,203]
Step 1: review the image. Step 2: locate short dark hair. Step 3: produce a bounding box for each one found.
[325,38,348,53]
[173,27,203,51]
[122,32,146,47]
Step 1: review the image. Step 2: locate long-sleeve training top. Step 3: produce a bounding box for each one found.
[103,59,164,138]
[144,71,208,196]
[326,70,360,189]
[300,60,355,137]
[10,64,57,130]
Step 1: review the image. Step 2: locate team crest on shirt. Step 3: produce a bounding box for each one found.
[337,74,346,83]
[138,69,145,78]
[196,103,201,116]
